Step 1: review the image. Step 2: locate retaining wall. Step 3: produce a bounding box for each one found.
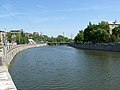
[69,43,120,52]
[3,44,47,66]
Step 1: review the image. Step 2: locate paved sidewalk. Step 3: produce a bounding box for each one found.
[0,57,2,66]
[0,66,17,90]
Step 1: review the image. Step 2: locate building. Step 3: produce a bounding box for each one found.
[28,39,36,44]
[9,29,23,43]
[10,29,23,34]
[0,31,6,45]
[109,21,120,34]
[33,32,39,36]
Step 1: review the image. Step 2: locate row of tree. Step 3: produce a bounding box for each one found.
[6,30,72,44]
[31,34,72,43]
[6,31,28,44]
[74,21,120,44]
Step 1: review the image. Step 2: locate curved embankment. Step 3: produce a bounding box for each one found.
[69,43,120,52]
[0,44,47,90]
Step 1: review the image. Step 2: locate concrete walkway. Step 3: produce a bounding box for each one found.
[0,47,17,90]
[0,60,2,66]
[0,66,17,90]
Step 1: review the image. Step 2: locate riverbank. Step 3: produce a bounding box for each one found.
[0,43,47,90]
[0,66,17,90]
[69,43,120,52]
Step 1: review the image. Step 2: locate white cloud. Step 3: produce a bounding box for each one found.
[0,3,25,18]
[35,5,112,14]
[56,7,94,12]
[30,16,69,24]
[55,6,111,12]
[2,3,15,11]
[63,0,74,4]
[0,12,25,18]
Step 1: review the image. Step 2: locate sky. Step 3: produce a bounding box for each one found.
[0,0,120,38]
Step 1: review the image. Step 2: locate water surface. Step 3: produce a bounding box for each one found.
[10,46,120,90]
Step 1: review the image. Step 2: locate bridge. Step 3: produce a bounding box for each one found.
[47,42,70,45]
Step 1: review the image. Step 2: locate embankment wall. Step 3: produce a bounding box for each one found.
[2,44,47,66]
[69,43,120,52]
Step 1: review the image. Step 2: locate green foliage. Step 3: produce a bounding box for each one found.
[74,30,84,44]
[98,21,109,30]
[84,23,99,42]
[27,33,72,44]
[91,28,109,43]
[6,31,29,44]
[74,21,111,44]
[111,25,120,42]
[56,35,65,42]
[6,32,12,42]
[47,35,72,42]
[6,30,72,44]
[112,26,120,37]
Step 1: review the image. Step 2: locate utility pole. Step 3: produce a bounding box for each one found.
[71,34,73,39]
[4,28,6,45]
[40,32,42,36]
[19,33,20,44]
[63,32,64,37]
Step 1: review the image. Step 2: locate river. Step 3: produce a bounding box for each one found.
[9,46,120,90]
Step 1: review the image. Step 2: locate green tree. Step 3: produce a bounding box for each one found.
[92,28,109,43]
[84,23,98,43]
[111,34,117,42]
[6,32,12,43]
[98,21,109,30]
[112,25,120,42]
[74,30,84,44]
[56,35,65,42]
[75,21,110,44]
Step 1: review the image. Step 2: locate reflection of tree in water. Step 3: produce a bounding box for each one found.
[82,50,120,62]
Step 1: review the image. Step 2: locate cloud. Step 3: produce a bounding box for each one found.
[2,3,15,11]
[0,12,25,18]
[30,16,68,24]
[0,3,18,18]
[56,7,95,12]
[63,0,74,4]
[35,5,112,14]
[55,6,111,12]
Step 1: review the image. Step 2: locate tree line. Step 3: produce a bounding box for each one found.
[6,30,72,44]
[74,21,120,44]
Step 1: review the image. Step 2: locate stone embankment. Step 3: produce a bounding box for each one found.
[0,43,47,90]
[69,43,120,52]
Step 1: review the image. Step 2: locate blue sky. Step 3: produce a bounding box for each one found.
[0,0,120,37]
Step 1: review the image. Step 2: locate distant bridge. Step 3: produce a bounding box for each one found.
[47,42,70,45]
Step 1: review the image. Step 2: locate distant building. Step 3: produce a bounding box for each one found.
[0,31,6,45]
[25,33,32,37]
[9,29,23,44]
[33,32,39,36]
[108,21,120,34]
[10,29,23,34]
[28,39,36,44]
